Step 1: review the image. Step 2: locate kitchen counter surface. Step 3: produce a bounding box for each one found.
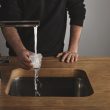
[0,57,110,110]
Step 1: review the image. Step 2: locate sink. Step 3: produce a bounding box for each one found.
[7,69,94,97]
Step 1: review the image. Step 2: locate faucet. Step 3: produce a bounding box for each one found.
[0,0,45,27]
[0,20,40,27]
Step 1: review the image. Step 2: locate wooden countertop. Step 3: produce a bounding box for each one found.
[0,57,110,110]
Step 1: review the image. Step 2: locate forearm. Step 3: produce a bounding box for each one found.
[68,25,82,53]
[1,27,26,55]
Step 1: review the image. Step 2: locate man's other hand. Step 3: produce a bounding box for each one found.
[57,51,78,63]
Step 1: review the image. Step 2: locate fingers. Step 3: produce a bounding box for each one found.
[74,53,79,62]
[23,51,31,63]
[18,59,33,70]
[17,50,33,69]
[61,52,69,62]
[24,61,33,68]
[56,52,63,58]
[57,51,79,63]
[67,53,73,63]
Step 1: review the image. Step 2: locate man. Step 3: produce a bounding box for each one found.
[1,0,86,69]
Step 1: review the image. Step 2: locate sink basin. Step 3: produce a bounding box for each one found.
[7,69,94,97]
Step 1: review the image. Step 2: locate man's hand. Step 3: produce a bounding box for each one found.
[17,49,33,70]
[57,25,82,63]
[57,51,79,63]
[1,27,33,69]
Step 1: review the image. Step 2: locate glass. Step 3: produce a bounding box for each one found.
[30,53,42,69]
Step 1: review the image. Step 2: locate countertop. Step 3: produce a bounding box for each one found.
[0,57,110,110]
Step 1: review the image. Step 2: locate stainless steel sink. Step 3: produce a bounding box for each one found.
[8,69,94,97]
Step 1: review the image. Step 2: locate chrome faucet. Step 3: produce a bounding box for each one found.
[0,20,40,27]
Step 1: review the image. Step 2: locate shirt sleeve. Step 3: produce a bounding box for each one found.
[6,0,22,20]
[67,0,86,26]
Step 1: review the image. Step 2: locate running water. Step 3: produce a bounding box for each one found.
[34,26,38,54]
[34,69,40,96]
[34,26,41,96]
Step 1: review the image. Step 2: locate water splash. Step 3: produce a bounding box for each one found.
[34,69,40,96]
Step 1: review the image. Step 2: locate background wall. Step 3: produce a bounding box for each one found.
[0,0,110,56]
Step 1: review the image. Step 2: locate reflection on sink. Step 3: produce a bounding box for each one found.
[8,69,94,97]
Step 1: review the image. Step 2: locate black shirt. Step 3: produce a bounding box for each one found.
[5,0,86,56]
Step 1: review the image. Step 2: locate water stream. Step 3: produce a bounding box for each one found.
[34,26,40,96]
[34,69,40,96]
